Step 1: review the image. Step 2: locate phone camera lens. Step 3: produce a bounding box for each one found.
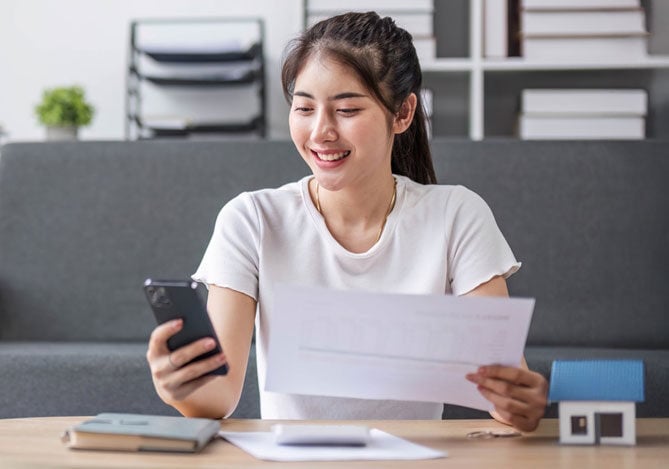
[151,287,171,307]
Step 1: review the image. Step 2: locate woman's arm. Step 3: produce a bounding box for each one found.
[463,276,548,432]
[147,285,256,419]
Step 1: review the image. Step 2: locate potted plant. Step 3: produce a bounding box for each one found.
[35,86,94,141]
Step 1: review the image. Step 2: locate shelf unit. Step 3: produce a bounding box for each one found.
[300,0,669,140]
[126,18,266,140]
[421,0,669,140]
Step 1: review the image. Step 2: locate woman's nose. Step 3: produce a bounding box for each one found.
[311,111,337,142]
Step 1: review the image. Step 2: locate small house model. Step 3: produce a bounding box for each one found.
[548,359,644,446]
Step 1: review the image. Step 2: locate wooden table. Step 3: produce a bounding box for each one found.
[0,417,667,468]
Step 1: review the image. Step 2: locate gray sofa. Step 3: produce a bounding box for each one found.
[0,140,667,420]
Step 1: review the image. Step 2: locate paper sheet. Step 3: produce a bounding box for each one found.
[265,285,535,411]
[219,429,446,461]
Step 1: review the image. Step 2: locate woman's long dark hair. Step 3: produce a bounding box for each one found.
[281,12,437,185]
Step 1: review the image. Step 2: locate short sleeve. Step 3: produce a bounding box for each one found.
[192,192,260,301]
[447,187,520,296]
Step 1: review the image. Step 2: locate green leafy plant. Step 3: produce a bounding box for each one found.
[35,86,94,127]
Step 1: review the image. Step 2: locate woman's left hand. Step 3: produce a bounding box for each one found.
[466,364,548,432]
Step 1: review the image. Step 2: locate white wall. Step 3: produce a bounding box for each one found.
[0,0,303,141]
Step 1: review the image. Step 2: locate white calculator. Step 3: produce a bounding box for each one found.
[272,424,371,446]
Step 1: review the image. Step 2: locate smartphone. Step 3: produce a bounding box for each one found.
[143,279,228,376]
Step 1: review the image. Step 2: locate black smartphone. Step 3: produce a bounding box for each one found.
[143,279,228,376]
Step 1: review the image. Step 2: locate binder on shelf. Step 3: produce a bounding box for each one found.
[521,9,646,36]
[521,89,648,115]
[521,34,648,61]
[519,115,645,140]
[484,0,508,58]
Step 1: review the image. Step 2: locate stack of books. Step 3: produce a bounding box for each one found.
[519,0,649,61]
[518,89,647,139]
[305,0,436,63]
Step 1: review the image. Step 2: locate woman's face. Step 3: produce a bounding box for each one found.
[289,54,396,192]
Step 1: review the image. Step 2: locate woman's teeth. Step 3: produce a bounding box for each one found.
[316,151,350,161]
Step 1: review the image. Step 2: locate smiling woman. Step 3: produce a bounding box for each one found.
[146,11,548,432]
[287,56,404,249]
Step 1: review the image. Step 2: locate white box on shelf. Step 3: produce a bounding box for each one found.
[308,0,433,12]
[522,35,648,61]
[522,9,646,36]
[307,12,433,37]
[519,115,645,139]
[521,89,648,115]
[521,0,639,9]
[484,0,508,58]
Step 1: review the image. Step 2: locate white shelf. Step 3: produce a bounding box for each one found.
[423,56,669,73]
[483,56,669,71]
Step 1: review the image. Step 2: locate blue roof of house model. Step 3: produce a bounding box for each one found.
[548,360,645,403]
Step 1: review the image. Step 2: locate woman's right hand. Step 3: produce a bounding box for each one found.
[146,319,228,406]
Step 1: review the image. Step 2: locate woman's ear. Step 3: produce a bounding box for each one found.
[392,93,418,135]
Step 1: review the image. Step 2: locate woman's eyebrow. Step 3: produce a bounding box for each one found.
[294,91,369,100]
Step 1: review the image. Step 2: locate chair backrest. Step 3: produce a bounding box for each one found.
[431,139,669,349]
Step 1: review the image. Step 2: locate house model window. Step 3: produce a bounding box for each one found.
[549,360,644,446]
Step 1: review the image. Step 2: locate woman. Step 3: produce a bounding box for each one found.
[147,12,547,431]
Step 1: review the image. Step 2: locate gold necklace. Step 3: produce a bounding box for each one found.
[315,178,397,243]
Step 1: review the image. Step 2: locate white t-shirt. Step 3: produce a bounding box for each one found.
[193,174,520,419]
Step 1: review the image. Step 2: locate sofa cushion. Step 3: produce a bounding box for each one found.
[431,140,669,350]
[0,141,308,341]
[0,342,260,419]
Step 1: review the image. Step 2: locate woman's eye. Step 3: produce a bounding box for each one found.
[338,108,360,115]
[293,106,312,113]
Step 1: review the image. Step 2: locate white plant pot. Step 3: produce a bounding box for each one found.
[46,126,78,141]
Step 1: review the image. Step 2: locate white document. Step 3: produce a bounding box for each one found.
[265,285,535,411]
[219,429,446,461]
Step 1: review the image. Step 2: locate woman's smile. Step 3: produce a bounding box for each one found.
[311,149,351,162]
